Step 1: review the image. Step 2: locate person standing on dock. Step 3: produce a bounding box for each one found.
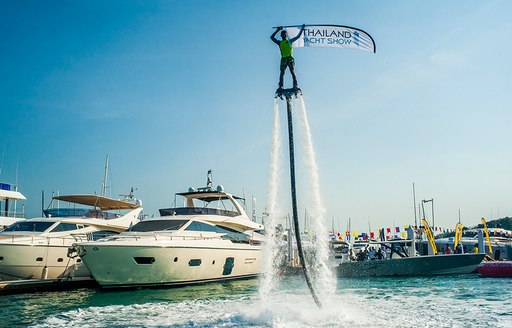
[270,25,305,89]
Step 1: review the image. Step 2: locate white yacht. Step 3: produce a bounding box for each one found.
[74,175,264,288]
[0,182,26,229]
[0,192,142,280]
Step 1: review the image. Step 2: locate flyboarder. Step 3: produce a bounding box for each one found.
[270,25,305,90]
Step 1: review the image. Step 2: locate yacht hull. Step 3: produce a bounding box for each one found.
[78,242,262,287]
[336,253,485,277]
[0,244,89,280]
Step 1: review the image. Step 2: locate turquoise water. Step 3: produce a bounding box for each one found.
[0,275,510,327]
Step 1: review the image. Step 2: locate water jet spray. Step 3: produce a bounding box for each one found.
[275,87,322,308]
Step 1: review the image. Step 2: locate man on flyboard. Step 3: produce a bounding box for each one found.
[270,25,305,90]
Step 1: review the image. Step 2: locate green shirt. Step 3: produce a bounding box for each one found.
[279,39,293,58]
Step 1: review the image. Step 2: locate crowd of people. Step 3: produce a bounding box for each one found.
[352,245,386,261]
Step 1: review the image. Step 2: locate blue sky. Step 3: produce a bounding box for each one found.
[1,1,511,232]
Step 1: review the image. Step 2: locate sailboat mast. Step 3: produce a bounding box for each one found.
[102,155,109,197]
[413,183,417,227]
[14,159,19,215]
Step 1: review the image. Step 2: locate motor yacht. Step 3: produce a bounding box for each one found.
[335,238,485,277]
[0,192,142,280]
[0,182,26,229]
[74,174,264,288]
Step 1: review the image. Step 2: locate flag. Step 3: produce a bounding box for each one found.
[379,228,385,241]
[284,25,376,53]
[395,227,400,233]
[386,227,391,233]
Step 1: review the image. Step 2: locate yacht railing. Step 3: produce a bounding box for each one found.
[159,207,239,217]
[106,233,223,242]
[0,211,26,219]
[103,233,260,245]
[3,232,115,245]
[5,234,84,245]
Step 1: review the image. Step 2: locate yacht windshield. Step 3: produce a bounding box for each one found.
[129,219,189,232]
[43,208,89,217]
[50,223,79,232]
[185,221,249,242]
[3,221,55,232]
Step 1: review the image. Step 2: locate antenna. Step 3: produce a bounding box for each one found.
[119,187,137,202]
[206,169,212,189]
[251,196,256,222]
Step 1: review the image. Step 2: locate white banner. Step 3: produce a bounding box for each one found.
[285,25,376,53]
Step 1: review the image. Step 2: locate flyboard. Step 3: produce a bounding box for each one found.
[274,86,322,308]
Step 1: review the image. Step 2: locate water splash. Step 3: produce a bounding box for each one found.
[259,98,285,305]
[261,95,335,307]
[296,95,336,298]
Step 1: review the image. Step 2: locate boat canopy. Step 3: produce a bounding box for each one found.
[176,191,244,203]
[53,194,140,210]
[0,189,26,201]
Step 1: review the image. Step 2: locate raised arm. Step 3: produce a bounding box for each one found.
[270,26,282,45]
[290,24,306,44]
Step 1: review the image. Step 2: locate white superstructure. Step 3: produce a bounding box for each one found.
[74,178,264,288]
[0,193,142,280]
[0,182,26,229]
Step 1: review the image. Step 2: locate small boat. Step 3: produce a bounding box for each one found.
[0,192,142,280]
[335,239,485,277]
[477,261,512,278]
[0,182,26,229]
[73,172,264,288]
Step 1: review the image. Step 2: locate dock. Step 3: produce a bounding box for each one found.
[0,277,99,295]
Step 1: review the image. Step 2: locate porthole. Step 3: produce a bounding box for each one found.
[57,258,63,262]
[36,257,43,262]
[174,257,178,262]
[133,257,155,265]
[212,260,215,265]
[188,259,202,266]
[0,256,4,261]
[77,259,82,263]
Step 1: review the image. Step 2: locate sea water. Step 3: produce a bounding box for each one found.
[1,275,511,327]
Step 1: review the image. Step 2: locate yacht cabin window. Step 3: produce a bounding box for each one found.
[185,221,249,242]
[50,223,80,232]
[3,221,55,232]
[129,220,189,232]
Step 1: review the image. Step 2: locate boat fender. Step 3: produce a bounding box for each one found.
[41,266,48,280]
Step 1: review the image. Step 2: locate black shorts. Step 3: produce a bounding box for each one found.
[280,56,295,70]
